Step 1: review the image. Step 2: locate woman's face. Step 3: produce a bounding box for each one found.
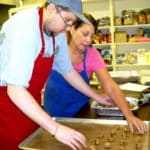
[71,24,95,51]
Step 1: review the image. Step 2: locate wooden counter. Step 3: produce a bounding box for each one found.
[75,103,150,121]
[19,101,150,149]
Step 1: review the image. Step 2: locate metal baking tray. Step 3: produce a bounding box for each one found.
[91,97,139,116]
[19,118,150,150]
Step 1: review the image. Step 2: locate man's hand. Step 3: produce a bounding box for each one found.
[55,123,87,150]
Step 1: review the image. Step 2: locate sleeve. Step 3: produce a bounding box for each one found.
[52,33,73,74]
[5,20,38,87]
[88,47,106,72]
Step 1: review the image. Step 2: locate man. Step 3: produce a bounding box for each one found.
[0,0,106,149]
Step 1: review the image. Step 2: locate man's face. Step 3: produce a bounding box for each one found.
[43,5,77,36]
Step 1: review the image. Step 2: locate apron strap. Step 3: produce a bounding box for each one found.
[38,7,56,55]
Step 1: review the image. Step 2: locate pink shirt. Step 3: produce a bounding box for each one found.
[73,47,106,77]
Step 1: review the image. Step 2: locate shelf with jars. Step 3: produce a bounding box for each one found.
[111,0,150,71]
[82,0,150,71]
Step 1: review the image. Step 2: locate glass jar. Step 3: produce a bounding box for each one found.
[138,12,146,24]
[122,10,136,25]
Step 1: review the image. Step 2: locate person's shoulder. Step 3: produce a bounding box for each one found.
[16,7,37,15]
[87,46,98,54]
[56,32,66,39]
[9,7,37,24]
[11,7,39,32]
[55,32,67,44]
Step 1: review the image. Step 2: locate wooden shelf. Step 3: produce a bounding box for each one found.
[115,42,150,46]
[115,24,150,28]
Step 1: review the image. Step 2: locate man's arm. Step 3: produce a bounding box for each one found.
[62,69,101,101]
[7,84,86,150]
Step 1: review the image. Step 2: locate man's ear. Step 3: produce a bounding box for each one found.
[70,26,74,35]
[47,3,56,13]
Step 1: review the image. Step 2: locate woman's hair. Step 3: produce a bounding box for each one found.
[67,13,99,44]
[73,13,99,33]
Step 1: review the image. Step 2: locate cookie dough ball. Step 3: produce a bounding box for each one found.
[120,139,127,146]
[119,146,127,150]
[111,129,117,137]
[123,127,130,133]
[99,133,104,139]
[135,143,143,150]
[122,132,128,139]
[104,142,111,149]
[95,137,100,145]
[113,125,120,131]
[107,136,114,142]
[136,136,142,143]
[89,145,96,150]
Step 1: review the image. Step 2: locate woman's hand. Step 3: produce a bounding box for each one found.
[126,115,148,134]
[96,94,115,106]
[54,123,87,150]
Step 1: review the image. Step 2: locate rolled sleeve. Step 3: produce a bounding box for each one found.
[53,33,73,74]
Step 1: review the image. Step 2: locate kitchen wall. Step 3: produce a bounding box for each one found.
[82,0,150,19]
[0,4,15,27]
[0,0,45,27]
[1,0,149,27]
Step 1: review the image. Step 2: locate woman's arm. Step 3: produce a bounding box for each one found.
[95,68,148,134]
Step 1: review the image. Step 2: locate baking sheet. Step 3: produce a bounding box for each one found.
[91,97,139,116]
[19,118,150,150]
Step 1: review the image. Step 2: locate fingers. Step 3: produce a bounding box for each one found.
[74,132,87,148]
[128,117,148,134]
[55,124,87,150]
[66,133,87,150]
[107,99,115,105]
[69,138,84,150]
[99,94,114,106]
[133,119,148,134]
[67,132,87,150]
[128,122,134,134]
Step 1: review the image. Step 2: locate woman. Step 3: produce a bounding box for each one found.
[44,13,147,134]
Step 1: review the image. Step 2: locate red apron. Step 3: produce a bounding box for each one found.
[0,7,55,150]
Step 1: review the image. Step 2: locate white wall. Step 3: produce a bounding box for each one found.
[82,1,109,19]
[82,0,150,19]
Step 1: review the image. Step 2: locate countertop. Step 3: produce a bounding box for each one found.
[19,100,150,150]
[75,102,150,121]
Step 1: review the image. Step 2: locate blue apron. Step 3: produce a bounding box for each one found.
[44,50,89,117]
